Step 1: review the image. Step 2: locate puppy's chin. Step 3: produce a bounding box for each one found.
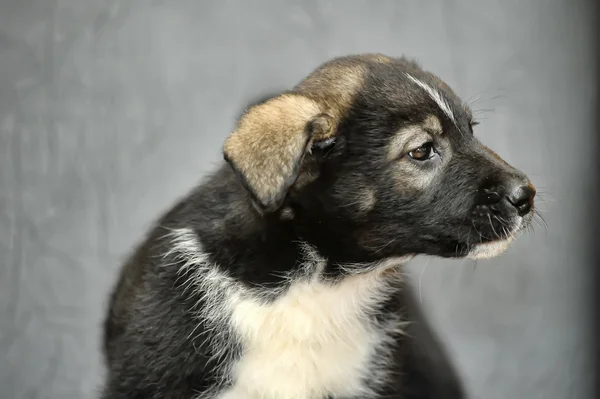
[464,214,532,260]
[466,236,515,260]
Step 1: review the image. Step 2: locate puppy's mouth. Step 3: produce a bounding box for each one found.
[462,214,531,260]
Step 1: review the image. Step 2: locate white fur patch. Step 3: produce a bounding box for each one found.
[467,237,514,260]
[405,73,456,125]
[165,228,407,399]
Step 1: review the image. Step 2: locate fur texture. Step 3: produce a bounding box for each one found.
[101,54,536,398]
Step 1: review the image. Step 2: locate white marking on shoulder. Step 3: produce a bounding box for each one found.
[165,228,408,399]
[405,73,456,124]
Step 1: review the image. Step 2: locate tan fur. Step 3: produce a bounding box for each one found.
[387,115,443,162]
[422,114,443,135]
[386,117,452,192]
[364,53,393,64]
[387,125,428,161]
[391,164,437,192]
[358,187,377,213]
[223,94,333,209]
[224,55,386,211]
[295,56,370,128]
[386,115,444,161]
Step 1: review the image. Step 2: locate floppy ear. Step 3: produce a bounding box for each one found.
[223,93,334,213]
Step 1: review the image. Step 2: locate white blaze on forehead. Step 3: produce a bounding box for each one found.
[404,73,456,125]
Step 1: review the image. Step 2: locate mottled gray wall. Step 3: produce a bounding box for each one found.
[0,1,596,398]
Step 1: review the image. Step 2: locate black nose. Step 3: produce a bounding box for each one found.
[506,183,536,216]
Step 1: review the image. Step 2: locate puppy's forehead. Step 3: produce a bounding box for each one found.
[294,54,392,122]
[295,54,472,130]
[384,61,471,127]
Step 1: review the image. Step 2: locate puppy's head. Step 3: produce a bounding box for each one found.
[224,54,536,263]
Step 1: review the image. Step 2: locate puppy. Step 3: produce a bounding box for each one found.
[101,54,536,399]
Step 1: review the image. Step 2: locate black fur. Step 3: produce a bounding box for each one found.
[102,55,535,398]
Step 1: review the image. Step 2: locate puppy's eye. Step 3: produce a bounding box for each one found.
[408,143,435,161]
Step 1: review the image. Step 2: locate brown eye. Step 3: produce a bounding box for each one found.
[408,143,435,161]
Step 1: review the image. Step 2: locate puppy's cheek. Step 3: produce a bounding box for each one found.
[390,164,435,194]
[357,187,376,212]
[329,177,379,218]
[342,186,377,218]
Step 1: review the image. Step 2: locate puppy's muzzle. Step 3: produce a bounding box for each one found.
[507,182,536,216]
[471,172,536,243]
[476,177,536,217]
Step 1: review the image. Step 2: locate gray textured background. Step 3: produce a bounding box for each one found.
[0,1,596,398]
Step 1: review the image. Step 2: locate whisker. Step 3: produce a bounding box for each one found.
[487,214,500,238]
[534,209,548,228]
[471,220,484,244]
[466,93,484,106]
[532,210,548,237]
[492,214,510,238]
[472,108,495,115]
[465,223,473,251]
[372,236,398,254]
[534,191,556,203]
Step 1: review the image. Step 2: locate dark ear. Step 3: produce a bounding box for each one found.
[223,93,334,213]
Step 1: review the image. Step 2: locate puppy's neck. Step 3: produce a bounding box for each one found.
[177,164,407,289]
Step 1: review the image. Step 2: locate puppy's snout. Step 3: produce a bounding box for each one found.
[506,181,536,216]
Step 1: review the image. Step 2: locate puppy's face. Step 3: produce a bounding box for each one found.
[224,54,536,263]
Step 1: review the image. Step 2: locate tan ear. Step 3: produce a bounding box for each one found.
[223,93,334,212]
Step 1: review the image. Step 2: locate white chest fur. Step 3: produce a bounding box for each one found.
[168,228,403,399]
[220,274,397,399]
